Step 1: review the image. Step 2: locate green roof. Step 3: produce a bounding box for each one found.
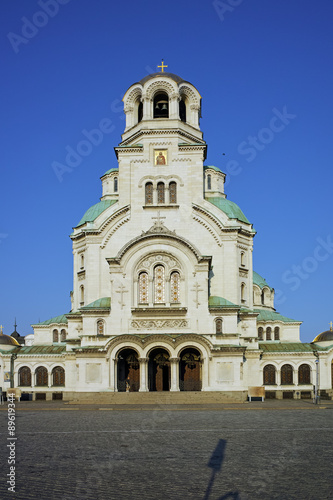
[3,345,66,355]
[255,309,301,324]
[204,165,223,173]
[76,200,117,227]
[209,296,239,308]
[206,196,251,225]
[80,297,111,310]
[260,342,326,353]
[253,271,273,290]
[35,314,68,326]
[102,167,118,176]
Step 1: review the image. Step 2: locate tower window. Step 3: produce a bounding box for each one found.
[145,182,153,205]
[216,318,223,335]
[241,283,246,303]
[274,327,280,341]
[80,285,84,306]
[97,320,104,335]
[154,92,169,118]
[258,327,263,340]
[266,327,272,341]
[154,265,165,303]
[169,182,177,204]
[157,182,165,204]
[114,177,118,193]
[207,174,211,190]
[60,329,66,342]
[138,101,143,123]
[170,271,180,303]
[139,272,149,304]
[179,98,186,122]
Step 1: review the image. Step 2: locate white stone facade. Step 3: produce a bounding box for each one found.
[1,72,332,401]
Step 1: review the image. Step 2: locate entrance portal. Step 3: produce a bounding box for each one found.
[117,349,140,392]
[179,348,202,391]
[148,348,170,391]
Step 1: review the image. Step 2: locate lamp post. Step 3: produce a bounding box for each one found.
[314,358,320,404]
[10,353,18,389]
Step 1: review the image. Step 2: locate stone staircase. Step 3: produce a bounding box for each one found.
[65,390,248,405]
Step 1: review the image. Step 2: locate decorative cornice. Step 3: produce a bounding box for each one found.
[120,129,205,147]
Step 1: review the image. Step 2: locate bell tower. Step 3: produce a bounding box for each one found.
[115,64,207,210]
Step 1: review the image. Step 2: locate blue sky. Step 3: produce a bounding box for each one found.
[1,0,332,342]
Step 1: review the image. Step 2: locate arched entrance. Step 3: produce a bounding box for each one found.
[179,348,202,391]
[148,348,170,391]
[117,349,140,392]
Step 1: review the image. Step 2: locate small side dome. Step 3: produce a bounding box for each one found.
[0,331,20,350]
[312,327,333,343]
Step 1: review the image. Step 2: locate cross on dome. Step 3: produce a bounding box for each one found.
[157,59,168,73]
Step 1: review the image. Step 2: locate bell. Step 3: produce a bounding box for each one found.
[161,103,168,111]
[155,103,160,109]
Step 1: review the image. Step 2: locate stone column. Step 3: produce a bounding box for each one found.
[202,357,209,390]
[169,94,179,119]
[170,357,180,392]
[110,358,118,392]
[139,358,149,392]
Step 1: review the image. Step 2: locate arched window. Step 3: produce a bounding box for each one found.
[258,327,263,340]
[281,364,293,385]
[263,364,276,385]
[35,366,48,386]
[52,366,65,386]
[154,265,165,303]
[80,254,84,269]
[157,182,165,204]
[53,329,59,342]
[298,364,311,384]
[97,320,104,336]
[170,271,180,303]
[138,272,149,304]
[240,252,245,267]
[154,92,169,118]
[207,174,211,190]
[60,329,66,342]
[274,327,280,341]
[261,291,265,305]
[266,327,272,341]
[169,182,177,204]
[19,366,31,387]
[80,285,84,306]
[145,182,153,205]
[241,283,246,303]
[216,318,223,335]
[138,101,143,123]
[114,177,118,193]
[179,98,186,122]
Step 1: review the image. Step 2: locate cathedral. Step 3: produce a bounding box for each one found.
[1,67,332,401]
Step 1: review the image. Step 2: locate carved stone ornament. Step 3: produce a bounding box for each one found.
[131,319,188,329]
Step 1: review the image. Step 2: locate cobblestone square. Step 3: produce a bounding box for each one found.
[0,401,332,500]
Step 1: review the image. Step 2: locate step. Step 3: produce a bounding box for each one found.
[65,391,248,404]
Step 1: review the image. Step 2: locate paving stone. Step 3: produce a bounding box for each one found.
[0,402,332,499]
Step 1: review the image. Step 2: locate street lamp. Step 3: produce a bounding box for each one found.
[314,358,320,404]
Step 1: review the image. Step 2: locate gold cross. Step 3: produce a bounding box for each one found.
[0,325,3,334]
[158,59,168,73]
[330,321,333,331]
